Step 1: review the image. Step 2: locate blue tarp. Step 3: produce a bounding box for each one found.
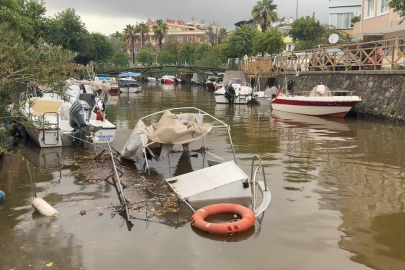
[119,72,141,77]
[97,76,110,81]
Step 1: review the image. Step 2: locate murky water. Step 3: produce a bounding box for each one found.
[1,83,405,270]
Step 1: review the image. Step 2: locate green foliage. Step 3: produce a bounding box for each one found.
[137,48,154,64]
[180,42,199,56]
[109,35,124,52]
[252,28,284,56]
[152,19,169,51]
[0,23,76,152]
[87,33,114,60]
[294,40,318,51]
[111,51,128,66]
[289,16,325,43]
[389,0,405,22]
[221,25,259,58]
[123,24,136,63]
[251,0,278,32]
[144,42,157,52]
[351,15,361,24]
[0,0,48,38]
[164,36,180,54]
[195,43,211,58]
[134,23,149,47]
[46,8,89,56]
[321,25,352,45]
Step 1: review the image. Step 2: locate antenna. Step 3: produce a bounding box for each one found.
[328,34,339,44]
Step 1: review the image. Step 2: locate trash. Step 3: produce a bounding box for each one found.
[32,198,59,217]
[0,190,5,202]
[79,210,86,215]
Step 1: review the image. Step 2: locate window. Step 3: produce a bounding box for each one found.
[378,0,389,15]
[366,0,375,18]
[134,48,140,53]
[384,40,395,56]
[287,44,291,51]
[182,28,187,31]
[178,36,183,43]
[399,39,405,53]
[172,27,177,31]
[135,39,139,43]
[187,37,193,42]
[329,13,353,29]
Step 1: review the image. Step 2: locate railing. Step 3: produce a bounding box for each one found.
[97,55,240,73]
[240,37,405,76]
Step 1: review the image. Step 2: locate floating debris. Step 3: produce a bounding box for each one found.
[32,198,59,217]
[0,190,5,202]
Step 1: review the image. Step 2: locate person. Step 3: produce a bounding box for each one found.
[371,52,382,70]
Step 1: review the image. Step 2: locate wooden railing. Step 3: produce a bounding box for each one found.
[240,37,405,76]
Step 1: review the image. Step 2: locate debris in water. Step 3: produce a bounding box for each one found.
[79,210,86,215]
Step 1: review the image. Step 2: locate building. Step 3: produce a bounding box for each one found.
[132,18,219,52]
[329,0,362,36]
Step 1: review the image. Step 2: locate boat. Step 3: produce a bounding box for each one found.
[94,76,118,94]
[252,86,278,106]
[146,77,158,82]
[205,76,217,90]
[19,81,116,148]
[214,71,254,104]
[121,107,271,216]
[213,76,224,90]
[119,82,142,93]
[272,85,362,118]
[160,75,181,85]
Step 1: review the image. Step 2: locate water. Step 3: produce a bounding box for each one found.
[1,83,405,270]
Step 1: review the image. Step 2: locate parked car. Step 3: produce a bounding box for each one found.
[309,48,362,71]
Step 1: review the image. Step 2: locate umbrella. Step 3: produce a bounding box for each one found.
[119,72,141,77]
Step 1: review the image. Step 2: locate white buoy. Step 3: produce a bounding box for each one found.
[32,198,59,217]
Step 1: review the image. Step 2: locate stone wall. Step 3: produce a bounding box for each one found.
[273,71,405,121]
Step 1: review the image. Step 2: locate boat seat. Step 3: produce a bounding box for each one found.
[30,100,63,116]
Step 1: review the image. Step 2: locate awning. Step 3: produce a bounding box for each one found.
[119,72,141,77]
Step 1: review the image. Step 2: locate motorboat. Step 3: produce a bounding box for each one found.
[119,82,142,93]
[94,76,118,94]
[214,71,254,104]
[205,76,217,90]
[160,75,181,85]
[272,85,362,118]
[19,81,116,148]
[252,86,278,106]
[213,76,224,90]
[146,77,158,82]
[121,107,271,216]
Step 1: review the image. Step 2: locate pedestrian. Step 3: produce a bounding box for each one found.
[371,52,382,70]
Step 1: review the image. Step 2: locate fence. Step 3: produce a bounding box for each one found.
[240,37,405,76]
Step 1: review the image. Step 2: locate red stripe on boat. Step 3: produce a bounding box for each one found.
[272,99,359,107]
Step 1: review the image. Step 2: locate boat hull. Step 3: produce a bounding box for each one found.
[215,94,252,104]
[272,98,360,117]
[120,87,141,93]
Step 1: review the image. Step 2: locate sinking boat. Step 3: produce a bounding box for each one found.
[272,85,362,118]
[214,71,254,104]
[121,107,271,216]
[19,81,116,147]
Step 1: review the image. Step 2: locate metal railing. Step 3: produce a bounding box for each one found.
[240,37,405,76]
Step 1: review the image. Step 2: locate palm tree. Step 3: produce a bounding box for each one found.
[123,24,136,64]
[152,19,169,51]
[134,22,149,49]
[218,27,227,43]
[252,0,278,32]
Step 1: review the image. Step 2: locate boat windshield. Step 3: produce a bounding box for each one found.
[230,78,242,84]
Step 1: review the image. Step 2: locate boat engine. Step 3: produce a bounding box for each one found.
[69,100,101,144]
[224,84,236,103]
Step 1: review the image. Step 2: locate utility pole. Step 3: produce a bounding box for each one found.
[141,25,143,50]
[296,0,298,20]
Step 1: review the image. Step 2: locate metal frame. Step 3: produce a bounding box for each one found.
[250,155,271,217]
[139,107,237,173]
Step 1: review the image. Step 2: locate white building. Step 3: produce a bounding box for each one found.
[329,0,362,33]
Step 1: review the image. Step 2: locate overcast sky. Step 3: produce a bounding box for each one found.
[44,0,328,35]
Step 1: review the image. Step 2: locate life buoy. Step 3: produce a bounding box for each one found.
[190,204,255,235]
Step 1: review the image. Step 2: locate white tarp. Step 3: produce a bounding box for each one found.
[121,110,212,161]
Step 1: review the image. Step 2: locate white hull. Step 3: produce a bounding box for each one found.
[147,77,157,81]
[120,86,142,93]
[272,103,353,116]
[215,94,252,104]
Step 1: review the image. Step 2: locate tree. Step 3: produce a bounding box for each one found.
[123,24,136,64]
[111,51,128,66]
[252,28,284,56]
[289,15,325,50]
[137,48,154,64]
[152,19,169,51]
[87,33,114,60]
[389,0,405,22]
[218,27,227,44]
[222,25,259,58]
[164,36,180,54]
[180,42,199,56]
[46,8,89,56]
[195,43,211,59]
[252,0,278,33]
[0,23,76,153]
[134,22,149,48]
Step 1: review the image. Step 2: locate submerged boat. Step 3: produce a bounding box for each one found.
[121,107,271,216]
[119,82,142,93]
[19,81,116,148]
[272,85,362,118]
[214,71,254,104]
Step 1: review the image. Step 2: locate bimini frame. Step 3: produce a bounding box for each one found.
[139,107,237,172]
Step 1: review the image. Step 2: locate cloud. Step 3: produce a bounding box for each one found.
[44,0,329,35]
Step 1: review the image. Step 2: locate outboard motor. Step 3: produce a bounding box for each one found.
[224,84,236,103]
[69,100,101,144]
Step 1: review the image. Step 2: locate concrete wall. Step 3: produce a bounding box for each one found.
[274,71,405,121]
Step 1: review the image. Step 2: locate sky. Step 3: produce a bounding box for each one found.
[44,0,329,35]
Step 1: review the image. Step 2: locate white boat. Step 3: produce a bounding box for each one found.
[19,81,116,148]
[214,71,254,104]
[272,85,362,118]
[119,82,142,93]
[121,107,271,216]
[147,77,157,82]
[252,86,278,106]
[205,76,217,90]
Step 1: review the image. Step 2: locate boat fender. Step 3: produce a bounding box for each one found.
[0,190,5,202]
[32,198,59,217]
[190,204,255,235]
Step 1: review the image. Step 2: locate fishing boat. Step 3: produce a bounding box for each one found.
[214,71,254,104]
[121,107,271,216]
[119,82,142,93]
[19,81,116,148]
[272,85,362,118]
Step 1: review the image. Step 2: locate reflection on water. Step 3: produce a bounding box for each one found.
[1,84,405,269]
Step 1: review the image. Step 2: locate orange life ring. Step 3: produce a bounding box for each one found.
[190,204,255,235]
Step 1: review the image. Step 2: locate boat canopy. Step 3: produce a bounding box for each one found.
[308,85,332,97]
[222,71,247,85]
[122,109,213,161]
[119,72,141,77]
